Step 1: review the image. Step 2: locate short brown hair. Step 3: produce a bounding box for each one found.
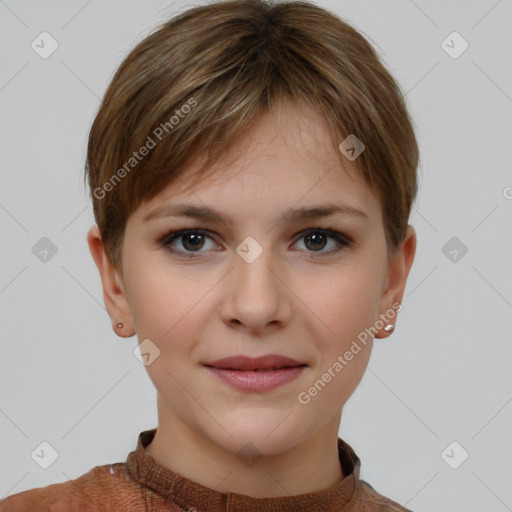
[85,0,419,270]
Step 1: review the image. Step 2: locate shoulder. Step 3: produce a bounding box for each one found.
[0,463,136,512]
[352,479,413,512]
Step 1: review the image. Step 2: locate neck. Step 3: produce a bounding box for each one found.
[145,402,344,498]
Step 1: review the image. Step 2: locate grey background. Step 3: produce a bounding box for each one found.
[1,1,511,510]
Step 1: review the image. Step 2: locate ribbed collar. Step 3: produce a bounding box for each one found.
[126,429,363,511]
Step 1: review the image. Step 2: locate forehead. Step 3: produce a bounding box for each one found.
[134,102,381,228]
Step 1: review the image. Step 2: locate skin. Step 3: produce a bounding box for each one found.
[87,101,416,498]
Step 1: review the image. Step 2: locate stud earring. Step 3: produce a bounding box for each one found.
[116,322,123,329]
[384,324,394,332]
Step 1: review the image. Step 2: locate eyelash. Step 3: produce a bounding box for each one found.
[158,228,353,259]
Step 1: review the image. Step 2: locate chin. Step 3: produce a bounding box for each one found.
[205,409,308,457]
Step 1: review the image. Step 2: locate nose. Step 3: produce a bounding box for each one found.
[220,240,294,334]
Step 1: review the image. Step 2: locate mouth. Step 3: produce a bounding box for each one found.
[203,354,307,372]
[202,354,308,392]
[204,365,306,372]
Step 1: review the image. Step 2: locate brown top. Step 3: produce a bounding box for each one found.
[0,428,412,511]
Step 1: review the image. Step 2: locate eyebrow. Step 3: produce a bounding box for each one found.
[144,202,369,227]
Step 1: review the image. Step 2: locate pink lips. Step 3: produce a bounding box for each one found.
[203,354,307,392]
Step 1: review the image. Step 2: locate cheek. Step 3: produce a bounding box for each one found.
[307,276,377,404]
[124,253,211,355]
[315,261,383,344]
[127,271,166,330]
[306,258,384,405]
[122,250,180,336]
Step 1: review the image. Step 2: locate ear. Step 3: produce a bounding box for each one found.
[375,225,417,339]
[86,224,135,338]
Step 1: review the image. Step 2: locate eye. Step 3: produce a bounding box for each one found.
[159,229,218,257]
[294,228,352,255]
[158,228,353,258]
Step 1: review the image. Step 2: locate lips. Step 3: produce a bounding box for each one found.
[203,355,307,392]
[203,354,307,371]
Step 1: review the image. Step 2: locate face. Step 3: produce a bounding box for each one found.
[89,101,415,457]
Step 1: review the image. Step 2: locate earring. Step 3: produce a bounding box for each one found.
[384,324,394,332]
[116,322,123,329]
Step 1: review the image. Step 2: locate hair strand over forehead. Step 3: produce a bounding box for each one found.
[85,0,419,270]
